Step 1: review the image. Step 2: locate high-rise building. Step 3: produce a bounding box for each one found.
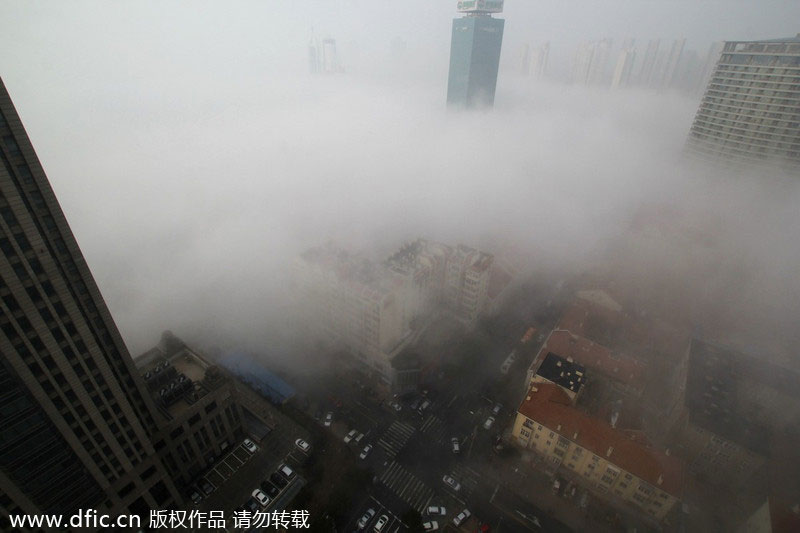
[636,39,660,87]
[446,0,505,108]
[529,41,550,79]
[0,78,182,525]
[322,38,339,74]
[686,36,800,170]
[572,39,612,86]
[611,42,637,89]
[308,37,320,74]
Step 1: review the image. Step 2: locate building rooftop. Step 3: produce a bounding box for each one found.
[540,330,646,390]
[684,339,799,457]
[518,384,684,496]
[535,352,587,395]
[136,342,225,420]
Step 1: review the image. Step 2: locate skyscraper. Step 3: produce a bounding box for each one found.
[0,78,181,525]
[611,40,637,89]
[686,36,800,169]
[446,0,505,108]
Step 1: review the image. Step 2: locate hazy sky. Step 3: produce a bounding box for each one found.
[1,1,798,359]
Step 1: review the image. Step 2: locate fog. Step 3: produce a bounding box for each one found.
[1,0,799,366]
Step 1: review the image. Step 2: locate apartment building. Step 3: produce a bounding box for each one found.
[668,339,800,489]
[512,384,683,521]
[135,332,245,492]
[296,244,408,382]
[686,35,800,170]
[443,244,493,325]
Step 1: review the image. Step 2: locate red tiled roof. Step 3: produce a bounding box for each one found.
[539,330,645,388]
[518,384,684,497]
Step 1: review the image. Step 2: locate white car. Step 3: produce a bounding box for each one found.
[483,416,495,430]
[492,402,502,415]
[243,438,258,453]
[324,412,333,427]
[373,514,389,532]
[357,508,376,529]
[451,437,460,454]
[278,464,295,479]
[295,438,311,452]
[426,505,447,516]
[443,474,461,492]
[423,521,439,531]
[344,429,358,443]
[359,444,372,460]
[251,489,270,507]
[453,509,471,526]
[389,400,402,411]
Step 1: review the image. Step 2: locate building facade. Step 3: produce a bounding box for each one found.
[446,1,505,108]
[686,36,800,170]
[0,78,181,527]
[511,384,683,521]
[135,332,245,492]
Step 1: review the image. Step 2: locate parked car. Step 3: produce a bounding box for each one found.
[243,438,258,453]
[270,472,288,489]
[344,429,358,443]
[278,464,295,479]
[360,444,372,460]
[260,481,280,499]
[357,508,376,529]
[295,438,311,453]
[189,491,202,504]
[492,403,502,415]
[200,480,214,496]
[423,521,439,531]
[483,416,495,430]
[410,398,422,410]
[389,400,402,411]
[453,509,471,526]
[373,514,389,532]
[442,474,461,492]
[245,498,259,512]
[451,437,460,454]
[354,432,365,444]
[418,399,431,413]
[251,489,270,507]
[426,505,447,516]
[324,412,333,427]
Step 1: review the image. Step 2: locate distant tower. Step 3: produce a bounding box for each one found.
[322,38,339,74]
[308,38,320,74]
[519,44,531,76]
[529,42,550,79]
[637,39,660,86]
[611,40,636,88]
[686,35,800,170]
[446,0,505,109]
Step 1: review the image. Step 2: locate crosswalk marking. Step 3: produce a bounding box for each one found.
[379,461,435,513]
[377,420,416,457]
[420,415,446,442]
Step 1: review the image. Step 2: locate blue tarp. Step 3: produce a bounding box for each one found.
[218,351,295,405]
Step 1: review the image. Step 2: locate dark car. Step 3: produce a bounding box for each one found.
[261,481,280,498]
[270,472,288,489]
[245,498,259,512]
[200,480,214,496]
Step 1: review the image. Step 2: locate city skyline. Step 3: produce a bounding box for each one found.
[1,2,799,532]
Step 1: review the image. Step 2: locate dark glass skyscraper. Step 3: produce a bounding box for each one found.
[0,78,180,526]
[446,1,505,108]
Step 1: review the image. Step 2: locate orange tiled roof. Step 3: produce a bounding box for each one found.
[518,384,683,496]
[540,329,645,388]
